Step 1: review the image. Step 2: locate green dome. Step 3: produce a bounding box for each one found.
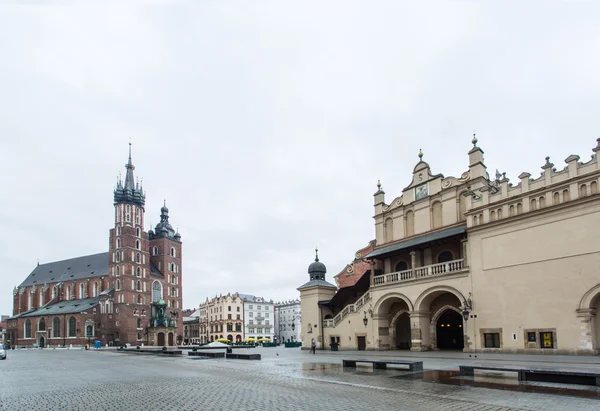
[157,298,166,306]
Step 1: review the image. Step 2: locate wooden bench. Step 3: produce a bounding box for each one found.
[460,365,600,387]
[343,359,423,371]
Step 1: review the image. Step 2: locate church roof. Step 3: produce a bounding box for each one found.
[10,297,101,319]
[19,252,109,288]
[19,252,163,288]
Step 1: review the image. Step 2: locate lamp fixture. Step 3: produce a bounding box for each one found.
[363,311,368,327]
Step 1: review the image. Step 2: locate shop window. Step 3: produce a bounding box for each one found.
[484,333,500,348]
[527,332,536,342]
[540,331,554,349]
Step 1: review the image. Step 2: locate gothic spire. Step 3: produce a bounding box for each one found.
[114,143,145,208]
[124,142,136,190]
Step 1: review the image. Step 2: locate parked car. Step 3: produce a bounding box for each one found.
[0,343,6,360]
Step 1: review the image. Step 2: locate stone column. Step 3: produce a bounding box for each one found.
[461,239,469,268]
[373,314,390,350]
[409,311,431,351]
[576,308,597,354]
[369,261,375,287]
[410,251,417,272]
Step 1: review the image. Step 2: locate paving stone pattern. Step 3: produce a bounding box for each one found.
[0,348,597,411]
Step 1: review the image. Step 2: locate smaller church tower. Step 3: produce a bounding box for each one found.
[297,249,336,350]
[149,202,183,338]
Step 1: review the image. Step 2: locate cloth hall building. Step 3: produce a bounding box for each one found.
[6,145,183,348]
[299,136,600,355]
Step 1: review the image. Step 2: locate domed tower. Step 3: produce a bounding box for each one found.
[109,143,150,346]
[149,200,183,340]
[297,249,336,351]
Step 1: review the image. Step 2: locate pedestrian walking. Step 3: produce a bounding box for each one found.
[311,338,316,354]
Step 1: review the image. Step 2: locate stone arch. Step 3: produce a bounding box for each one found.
[436,250,454,263]
[374,292,414,314]
[430,305,463,350]
[578,283,600,310]
[389,309,411,349]
[415,285,467,312]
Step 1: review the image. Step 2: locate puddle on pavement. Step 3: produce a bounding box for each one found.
[393,370,600,399]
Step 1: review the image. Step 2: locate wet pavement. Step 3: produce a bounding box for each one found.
[0,347,599,410]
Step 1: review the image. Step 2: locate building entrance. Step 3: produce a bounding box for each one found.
[436,310,464,350]
[39,336,45,348]
[394,313,411,349]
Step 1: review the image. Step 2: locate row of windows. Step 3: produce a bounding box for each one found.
[23,317,79,339]
[152,246,177,258]
[474,182,599,226]
[483,331,556,349]
[116,204,141,225]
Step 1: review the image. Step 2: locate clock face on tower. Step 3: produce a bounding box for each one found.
[415,184,428,201]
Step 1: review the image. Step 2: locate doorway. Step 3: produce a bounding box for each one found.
[168,332,174,346]
[394,313,411,349]
[157,332,165,346]
[39,336,45,349]
[436,310,464,350]
[357,336,366,351]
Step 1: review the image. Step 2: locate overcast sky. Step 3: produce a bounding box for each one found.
[1,2,599,316]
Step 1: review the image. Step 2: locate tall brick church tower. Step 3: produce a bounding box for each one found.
[108,144,183,345]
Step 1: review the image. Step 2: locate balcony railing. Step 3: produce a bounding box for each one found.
[323,290,371,328]
[373,258,466,287]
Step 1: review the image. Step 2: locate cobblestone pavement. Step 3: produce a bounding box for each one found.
[0,348,598,411]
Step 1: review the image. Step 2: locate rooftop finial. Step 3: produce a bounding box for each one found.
[418,148,423,160]
[377,179,381,190]
[472,132,478,147]
[315,247,319,262]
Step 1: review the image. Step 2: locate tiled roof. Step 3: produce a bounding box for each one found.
[19,252,109,288]
[11,298,101,318]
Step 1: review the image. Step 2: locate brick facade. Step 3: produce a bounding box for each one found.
[6,146,183,348]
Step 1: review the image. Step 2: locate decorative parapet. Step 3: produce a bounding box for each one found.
[466,138,600,225]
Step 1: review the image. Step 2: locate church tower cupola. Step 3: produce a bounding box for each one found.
[149,200,180,242]
[113,143,146,209]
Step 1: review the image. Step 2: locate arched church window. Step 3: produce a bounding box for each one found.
[136,240,141,250]
[137,318,141,328]
[52,286,57,299]
[126,205,131,222]
[79,283,84,299]
[116,238,121,248]
[93,282,98,297]
[135,210,140,224]
[39,290,44,307]
[116,225,121,235]
[153,246,159,256]
[53,317,60,338]
[136,253,141,263]
[25,319,32,338]
[136,280,141,291]
[137,294,142,304]
[38,317,46,331]
[116,206,121,222]
[170,247,176,257]
[116,279,121,291]
[136,227,141,237]
[152,281,162,303]
[136,267,141,277]
[68,317,76,337]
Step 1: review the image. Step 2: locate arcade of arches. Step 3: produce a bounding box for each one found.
[375,289,467,351]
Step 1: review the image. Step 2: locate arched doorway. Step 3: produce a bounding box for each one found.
[393,312,411,349]
[373,293,414,350]
[236,335,242,343]
[435,309,464,350]
[157,332,165,346]
[168,332,174,346]
[39,336,45,348]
